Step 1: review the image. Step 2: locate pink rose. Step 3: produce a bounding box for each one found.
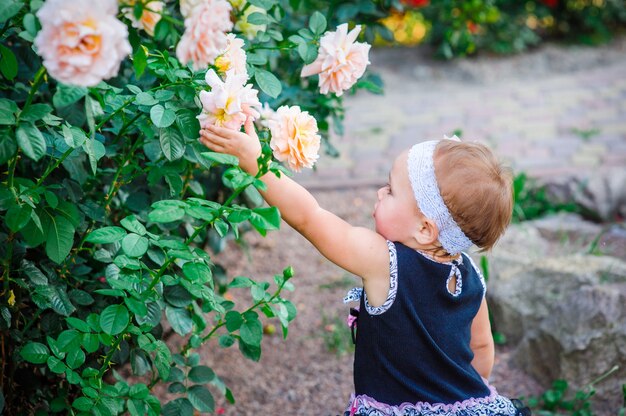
[197,69,260,131]
[34,0,131,87]
[176,0,233,71]
[215,34,248,78]
[269,106,320,172]
[301,23,371,96]
[179,0,204,18]
[122,0,164,37]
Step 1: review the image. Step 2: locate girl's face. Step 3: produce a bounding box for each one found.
[373,151,423,244]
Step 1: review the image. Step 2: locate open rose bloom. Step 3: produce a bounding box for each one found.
[269,106,321,172]
[121,0,164,36]
[197,69,260,131]
[301,23,371,96]
[176,0,233,71]
[215,34,248,78]
[34,0,131,87]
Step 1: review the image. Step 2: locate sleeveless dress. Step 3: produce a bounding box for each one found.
[342,241,524,416]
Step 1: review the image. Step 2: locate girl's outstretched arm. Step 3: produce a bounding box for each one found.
[199,121,390,295]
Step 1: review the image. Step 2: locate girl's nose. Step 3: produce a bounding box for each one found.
[376,187,385,200]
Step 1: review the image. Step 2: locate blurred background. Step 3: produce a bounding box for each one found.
[207,1,626,415]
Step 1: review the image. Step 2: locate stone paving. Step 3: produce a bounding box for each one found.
[298,38,626,190]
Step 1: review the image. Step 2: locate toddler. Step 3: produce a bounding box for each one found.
[199,120,530,416]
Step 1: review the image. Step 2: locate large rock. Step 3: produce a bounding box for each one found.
[484,214,626,413]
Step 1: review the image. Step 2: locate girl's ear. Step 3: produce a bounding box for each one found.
[412,217,439,246]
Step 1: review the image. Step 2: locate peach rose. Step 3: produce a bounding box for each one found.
[179,0,204,18]
[121,0,163,36]
[268,105,320,172]
[197,69,260,131]
[255,102,276,129]
[215,34,248,78]
[234,5,266,40]
[34,0,131,87]
[301,23,371,96]
[176,0,233,71]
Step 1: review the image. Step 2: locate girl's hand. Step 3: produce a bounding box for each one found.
[198,116,262,174]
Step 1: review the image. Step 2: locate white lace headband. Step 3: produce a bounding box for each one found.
[407,137,473,255]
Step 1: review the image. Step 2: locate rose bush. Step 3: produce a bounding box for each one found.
[0,0,397,414]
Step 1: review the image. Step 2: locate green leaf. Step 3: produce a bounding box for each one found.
[240,317,263,347]
[200,152,239,166]
[0,0,23,24]
[16,122,46,161]
[46,215,75,264]
[136,302,161,327]
[20,342,49,364]
[150,104,176,128]
[165,306,193,336]
[246,12,269,25]
[120,215,146,235]
[148,200,186,223]
[159,126,185,161]
[72,397,94,412]
[0,44,18,80]
[86,226,126,244]
[188,385,214,412]
[154,341,172,380]
[133,45,148,78]
[135,91,158,106]
[20,103,53,123]
[56,329,82,353]
[238,338,261,361]
[162,398,193,416]
[164,285,192,308]
[254,69,282,98]
[82,137,105,175]
[309,11,327,36]
[66,317,91,332]
[65,348,85,369]
[53,84,87,109]
[47,355,67,374]
[182,262,212,283]
[100,304,130,335]
[225,311,243,332]
[248,0,276,10]
[61,125,87,148]
[188,365,215,384]
[20,259,48,285]
[176,109,200,140]
[121,233,149,258]
[0,108,15,126]
[253,206,281,229]
[6,203,32,232]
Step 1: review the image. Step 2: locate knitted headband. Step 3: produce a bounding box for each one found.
[406,137,473,255]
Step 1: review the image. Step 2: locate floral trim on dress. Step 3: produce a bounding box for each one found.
[345,382,518,416]
[465,254,487,297]
[343,241,398,315]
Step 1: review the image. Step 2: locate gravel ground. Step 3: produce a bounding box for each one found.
[166,188,544,415]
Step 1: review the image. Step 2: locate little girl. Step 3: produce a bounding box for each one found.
[199,119,531,416]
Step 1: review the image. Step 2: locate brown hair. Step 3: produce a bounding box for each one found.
[434,140,513,252]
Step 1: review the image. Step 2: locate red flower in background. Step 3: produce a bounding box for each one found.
[541,0,558,7]
[401,0,429,7]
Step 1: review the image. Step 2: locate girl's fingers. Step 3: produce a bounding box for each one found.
[206,124,240,140]
[244,117,258,140]
[199,136,225,152]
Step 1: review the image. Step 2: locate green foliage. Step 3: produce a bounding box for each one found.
[0,0,394,414]
[320,312,355,356]
[512,172,580,222]
[403,0,626,59]
[527,366,621,415]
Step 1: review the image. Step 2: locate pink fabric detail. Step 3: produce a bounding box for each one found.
[348,381,501,413]
[347,306,360,328]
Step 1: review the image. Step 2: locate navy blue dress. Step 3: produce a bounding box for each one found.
[343,241,520,415]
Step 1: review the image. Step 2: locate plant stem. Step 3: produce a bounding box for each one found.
[22,66,46,112]
[35,147,74,188]
[97,334,125,379]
